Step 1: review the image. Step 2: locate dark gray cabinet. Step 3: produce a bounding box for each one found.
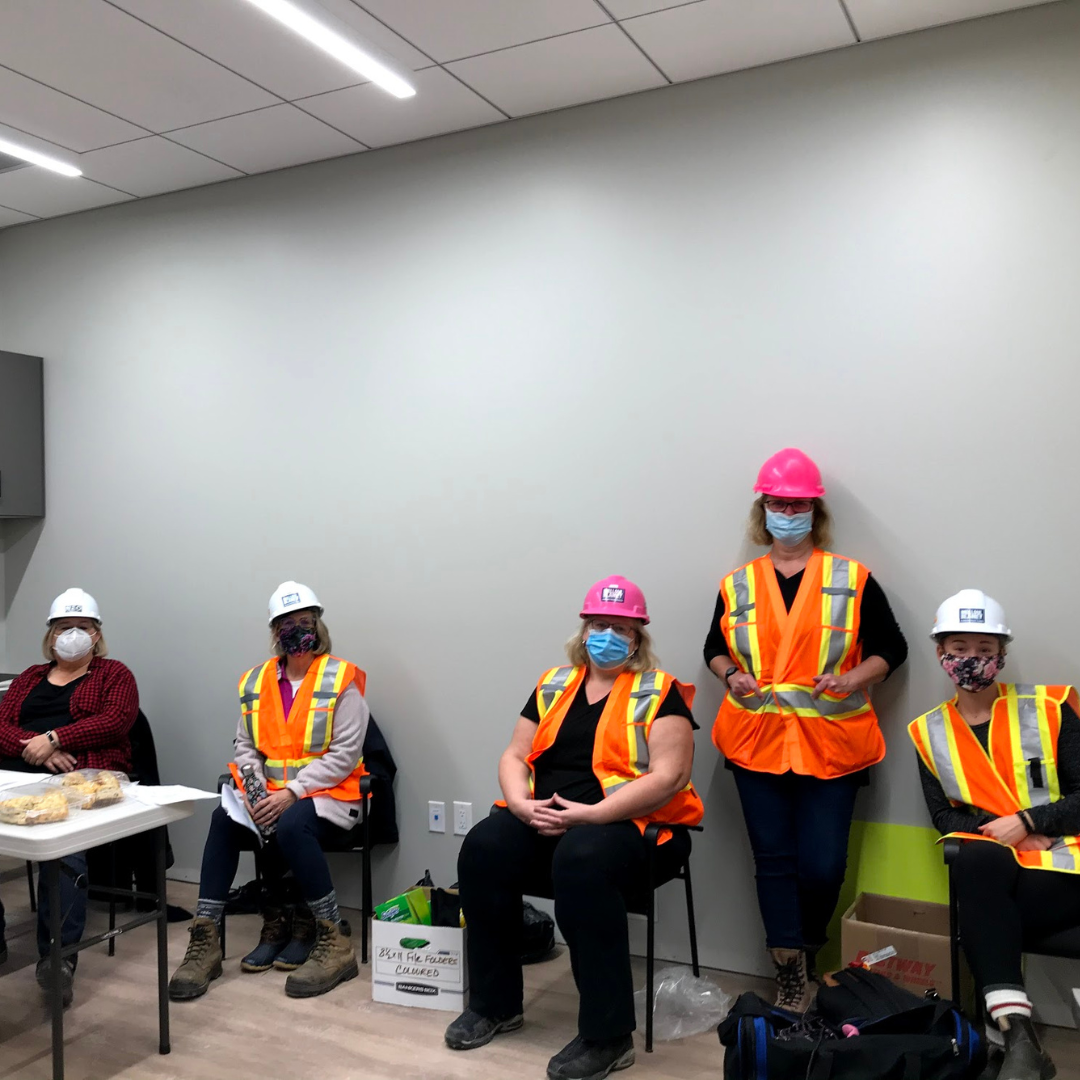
[0,350,45,518]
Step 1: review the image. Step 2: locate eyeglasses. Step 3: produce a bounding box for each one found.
[763,498,814,514]
[279,616,317,632]
[587,620,635,639]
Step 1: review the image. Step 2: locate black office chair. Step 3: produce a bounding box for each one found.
[531,821,702,1054]
[944,836,1080,1021]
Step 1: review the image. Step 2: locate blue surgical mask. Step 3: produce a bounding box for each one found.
[585,629,633,670]
[765,509,813,545]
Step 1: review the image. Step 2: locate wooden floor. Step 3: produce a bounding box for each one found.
[2,877,1079,1080]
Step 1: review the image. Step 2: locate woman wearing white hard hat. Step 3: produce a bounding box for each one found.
[704,449,907,1012]
[446,576,703,1080]
[0,588,139,1004]
[170,581,370,1002]
[911,590,1080,1080]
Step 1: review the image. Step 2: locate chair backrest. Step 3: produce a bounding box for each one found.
[362,714,399,846]
[128,709,160,785]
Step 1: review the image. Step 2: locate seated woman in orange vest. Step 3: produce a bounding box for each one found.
[445,576,703,1080]
[705,449,907,1012]
[169,581,368,1002]
[911,590,1080,1080]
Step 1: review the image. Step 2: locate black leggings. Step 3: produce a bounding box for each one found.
[954,840,1080,989]
[458,808,689,1040]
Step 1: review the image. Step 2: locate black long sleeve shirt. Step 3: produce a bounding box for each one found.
[702,568,908,676]
[917,701,1080,838]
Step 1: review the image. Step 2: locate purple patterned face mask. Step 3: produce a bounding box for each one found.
[940,652,1005,692]
[279,623,317,656]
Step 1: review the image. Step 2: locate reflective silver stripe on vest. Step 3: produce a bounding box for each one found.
[630,671,660,772]
[924,707,963,803]
[1050,840,1076,871]
[772,687,869,717]
[730,567,755,667]
[307,656,344,750]
[540,666,576,713]
[239,665,264,738]
[264,763,287,784]
[822,558,855,672]
[1013,686,1050,806]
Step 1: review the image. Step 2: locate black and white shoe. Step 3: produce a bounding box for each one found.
[547,1034,635,1080]
[444,1007,524,1050]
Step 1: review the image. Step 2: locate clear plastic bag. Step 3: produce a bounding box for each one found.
[0,784,71,825]
[46,769,129,809]
[633,965,733,1041]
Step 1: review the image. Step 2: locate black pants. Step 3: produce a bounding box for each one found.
[458,808,689,1040]
[731,763,862,953]
[198,801,347,904]
[954,840,1080,989]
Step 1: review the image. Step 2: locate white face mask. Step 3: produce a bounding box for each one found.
[54,628,94,661]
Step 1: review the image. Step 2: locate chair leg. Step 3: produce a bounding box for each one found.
[683,861,700,978]
[645,839,657,1054]
[220,913,227,959]
[362,846,372,965]
[26,861,36,912]
[948,865,961,1004]
[108,844,117,957]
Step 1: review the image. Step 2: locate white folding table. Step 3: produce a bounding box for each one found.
[0,770,199,1080]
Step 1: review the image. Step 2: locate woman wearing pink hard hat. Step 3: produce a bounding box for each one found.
[703,449,907,1012]
[447,576,703,1080]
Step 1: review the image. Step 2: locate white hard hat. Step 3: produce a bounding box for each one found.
[268,581,323,625]
[931,589,1012,642]
[48,588,101,625]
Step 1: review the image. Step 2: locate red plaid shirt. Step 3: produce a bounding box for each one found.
[0,658,139,773]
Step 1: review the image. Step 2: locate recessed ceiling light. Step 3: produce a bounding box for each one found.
[238,0,416,99]
[0,136,81,177]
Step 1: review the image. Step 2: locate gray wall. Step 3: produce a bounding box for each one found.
[1,3,1080,978]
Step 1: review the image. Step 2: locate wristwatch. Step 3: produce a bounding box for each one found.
[724,666,739,684]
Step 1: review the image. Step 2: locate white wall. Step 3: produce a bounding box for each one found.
[1,3,1080,978]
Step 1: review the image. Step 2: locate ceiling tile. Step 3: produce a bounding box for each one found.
[843,0,1057,39]
[169,105,363,174]
[448,25,666,118]
[605,0,704,17]
[297,66,503,148]
[0,205,38,229]
[77,137,243,197]
[622,0,855,81]
[0,67,145,154]
[359,0,610,62]
[109,0,429,102]
[0,169,132,219]
[0,0,277,132]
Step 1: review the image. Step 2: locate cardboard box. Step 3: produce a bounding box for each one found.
[840,892,959,1000]
[371,912,468,1012]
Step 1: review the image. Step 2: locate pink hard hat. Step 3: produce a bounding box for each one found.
[753,448,825,499]
[580,575,649,625]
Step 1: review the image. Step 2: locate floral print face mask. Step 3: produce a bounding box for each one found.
[940,652,1005,692]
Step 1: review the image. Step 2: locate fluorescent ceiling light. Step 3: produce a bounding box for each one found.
[239,0,416,99]
[0,136,81,177]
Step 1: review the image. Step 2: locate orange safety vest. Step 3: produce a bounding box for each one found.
[711,549,883,778]
[909,684,1080,874]
[521,665,704,843]
[228,654,368,802]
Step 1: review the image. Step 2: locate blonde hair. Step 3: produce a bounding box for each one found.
[565,619,659,673]
[748,494,832,549]
[271,612,332,658]
[42,622,108,661]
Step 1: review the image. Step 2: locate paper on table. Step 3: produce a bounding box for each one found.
[220,782,263,843]
[129,785,220,806]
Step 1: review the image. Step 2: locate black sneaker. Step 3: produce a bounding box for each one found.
[0,937,7,966]
[547,1034,635,1080]
[444,1007,524,1050]
[35,958,75,1008]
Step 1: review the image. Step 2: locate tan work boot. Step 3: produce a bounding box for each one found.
[771,948,814,1013]
[169,918,223,1001]
[284,919,358,998]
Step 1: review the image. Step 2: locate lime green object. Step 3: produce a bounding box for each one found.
[817,820,948,971]
[400,937,431,950]
[374,887,433,925]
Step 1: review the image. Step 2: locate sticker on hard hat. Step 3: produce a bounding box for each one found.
[65,605,84,613]
[601,587,625,604]
[958,609,985,623]
[281,593,301,607]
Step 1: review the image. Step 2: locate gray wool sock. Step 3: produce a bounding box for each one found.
[307,890,341,925]
[195,898,226,926]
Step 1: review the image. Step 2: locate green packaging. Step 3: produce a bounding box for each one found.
[374,887,432,925]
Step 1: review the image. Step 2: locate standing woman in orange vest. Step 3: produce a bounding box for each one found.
[705,449,907,1011]
[169,581,369,1002]
[446,576,703,1080]
[911,590,1080,1080]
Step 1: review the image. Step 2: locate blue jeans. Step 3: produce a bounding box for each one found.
[731,764,861,953]
[0,853,88,959]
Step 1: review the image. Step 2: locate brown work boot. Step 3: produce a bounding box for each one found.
[771,948,814,1013]
[169,918,223,1001]
[284,919,358,998]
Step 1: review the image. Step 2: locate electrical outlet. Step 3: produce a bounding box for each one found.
[453,801,473,836]
[429,800,445,833]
